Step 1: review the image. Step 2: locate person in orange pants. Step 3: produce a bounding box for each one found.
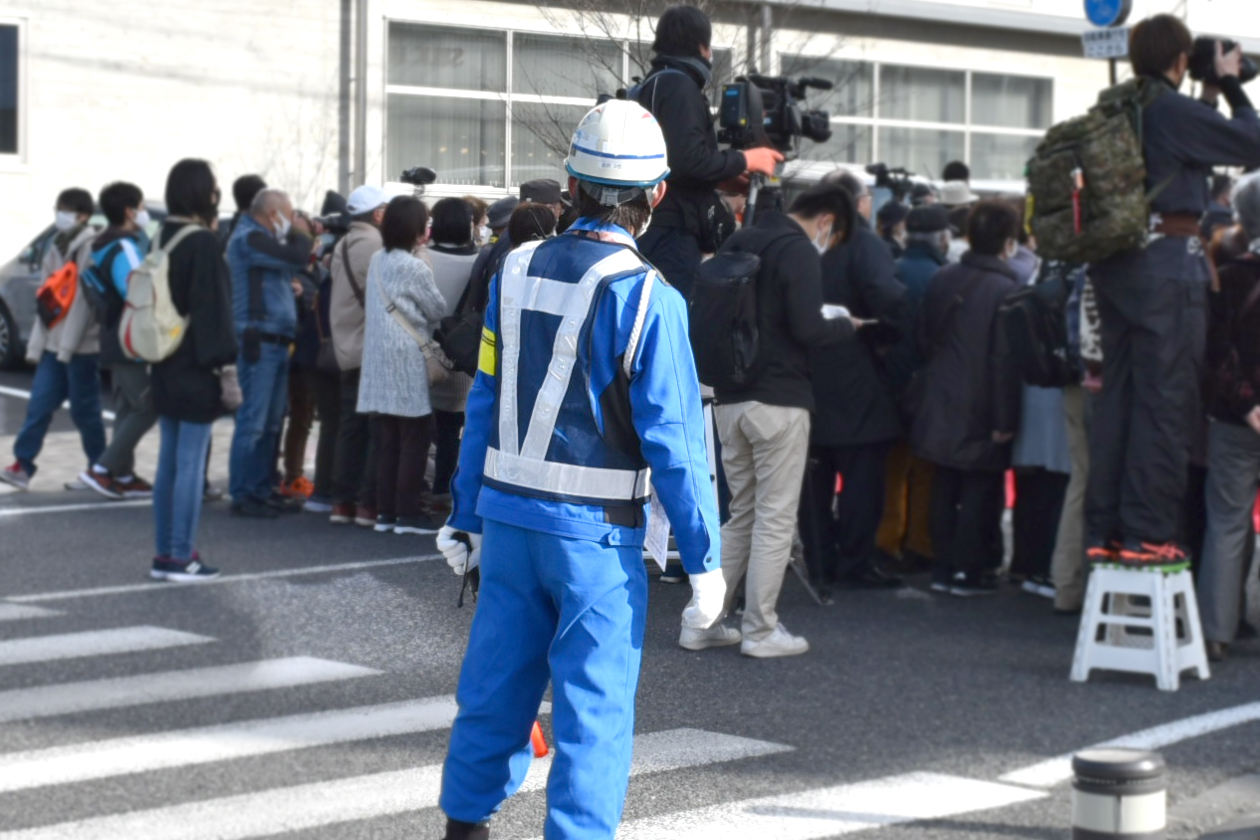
[876,441,935,570]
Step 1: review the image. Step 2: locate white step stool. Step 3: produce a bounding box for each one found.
[1070,565,1210,691]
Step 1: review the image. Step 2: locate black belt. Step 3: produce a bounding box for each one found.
[258,332,294,346]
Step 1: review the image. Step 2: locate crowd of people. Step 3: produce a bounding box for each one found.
[2,10,1258,669]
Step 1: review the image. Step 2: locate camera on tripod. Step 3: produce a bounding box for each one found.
[865,163,916,202]
[717,75,833,157]
[1189,37,1258,85]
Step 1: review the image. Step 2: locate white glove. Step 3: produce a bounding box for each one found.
[436,525,482,576]
[681,568,727,629]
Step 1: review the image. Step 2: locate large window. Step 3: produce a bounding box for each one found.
[782,54,1051,181]
[387,23,733,189]
[0,24,18,156]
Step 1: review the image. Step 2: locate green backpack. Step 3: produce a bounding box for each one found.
[1027,78,1166,264]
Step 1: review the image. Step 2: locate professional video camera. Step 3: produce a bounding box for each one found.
[717,75,833,157]
[400,165,438,196]
[865,163,916,203]
[1189,37,1258,85]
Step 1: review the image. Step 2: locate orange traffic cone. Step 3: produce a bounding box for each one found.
[530,721,549,758]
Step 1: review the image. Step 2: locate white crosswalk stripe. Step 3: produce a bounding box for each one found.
[0,728,794,840]
[0,697,463,793]
[0,626,212,667]
[605,772,1047,840]
[0,657,380,723]
[0,603,60,622]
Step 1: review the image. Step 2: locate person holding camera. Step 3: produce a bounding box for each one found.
[633,5,781,298]
[1085,15,1260,569]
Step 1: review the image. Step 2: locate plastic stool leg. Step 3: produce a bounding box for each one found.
[1071,570,1106,683]
[1152,574,1180,691]
[1175,571,1212,681]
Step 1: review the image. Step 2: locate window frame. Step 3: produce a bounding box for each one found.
[0,15,27,168]
[779,52,1051,178]
[384,18,733,193]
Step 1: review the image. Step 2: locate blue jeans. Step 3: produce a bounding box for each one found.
[440,519,647,838]
[154,416,213,561]
[229,342,290,502]
[13,351,106,475]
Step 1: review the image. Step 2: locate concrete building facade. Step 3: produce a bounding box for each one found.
[0,0,1256,260]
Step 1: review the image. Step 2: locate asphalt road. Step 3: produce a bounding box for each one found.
[0,373,1259,840]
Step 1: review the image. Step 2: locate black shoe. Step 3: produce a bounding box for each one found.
[902,549,935,574]
[151,554,220,582]
[231,498,280,518]
[835,566,905,590]
[949,572,999,597]
[1237,620,1258,640]
[264,493,304,514]
[442,818,490,840]
[374,514,398,533]
[394,512,444,535]
[659,563,686,584]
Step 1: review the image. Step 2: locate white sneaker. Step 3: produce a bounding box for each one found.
[741,624,809,658]
[679,623,741,651]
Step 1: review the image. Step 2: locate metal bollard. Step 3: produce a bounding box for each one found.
[1072,749,1167,840]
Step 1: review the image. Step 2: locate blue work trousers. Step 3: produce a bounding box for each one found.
[153,416,213,561]
[228,342,289,502]
[13,351,106,475]
[440,518,648,839]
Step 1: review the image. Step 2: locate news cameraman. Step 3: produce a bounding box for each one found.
[1086,15,1260,569]
[634,5,781,297]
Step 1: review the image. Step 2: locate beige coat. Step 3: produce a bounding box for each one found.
[25,225,101,364]
[329,221,382,371]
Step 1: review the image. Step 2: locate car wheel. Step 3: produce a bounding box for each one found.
[0,300,22,370]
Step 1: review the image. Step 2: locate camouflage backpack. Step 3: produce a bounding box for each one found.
[1027,77,1166,264]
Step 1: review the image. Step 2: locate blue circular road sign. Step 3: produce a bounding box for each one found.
[1084,0,1132,27]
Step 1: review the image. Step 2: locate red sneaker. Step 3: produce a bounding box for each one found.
[281,476,314,500]
[0,462,31,490]
[1085,541,1121,564]
[1118,541,1190,570]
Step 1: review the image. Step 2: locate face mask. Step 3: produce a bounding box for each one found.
[274,213,292,239]
[54,211,77,232]
[477,225,491,245]
[1005,240,1019,260]
[134,209,151,229]
[813,223,833,255]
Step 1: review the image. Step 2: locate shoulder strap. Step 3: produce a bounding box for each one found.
[339,240,366,308]
[161,224,203,256]
[374,273,432,350]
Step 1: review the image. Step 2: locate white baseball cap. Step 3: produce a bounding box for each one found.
[346,185,389,214]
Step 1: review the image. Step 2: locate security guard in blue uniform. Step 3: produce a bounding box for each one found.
[434,100,726,840]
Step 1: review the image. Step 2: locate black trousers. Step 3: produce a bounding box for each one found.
[930,466,1006,582]
[1010,467,1070,580]
[373,414,432,520]
[637,224,702,301]
[331,368,376,507]
[311,369,340,500]
[801,442,891,585]
[433,409,464,496]
[1086,268,1207,546]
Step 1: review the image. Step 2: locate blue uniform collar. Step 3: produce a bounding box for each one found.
[565,217,638,249]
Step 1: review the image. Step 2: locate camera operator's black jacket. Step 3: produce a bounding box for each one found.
[636,57,746,241]
[809,218,909,447]
[713,211,854,412]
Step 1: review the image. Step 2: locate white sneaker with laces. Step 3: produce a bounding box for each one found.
[679,623,741,651]
[741,624,809,658]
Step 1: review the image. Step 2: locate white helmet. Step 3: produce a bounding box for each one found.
[565,100,670,205]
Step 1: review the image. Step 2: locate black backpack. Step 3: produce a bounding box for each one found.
[689,250,762,389]
[998,262,1077,388]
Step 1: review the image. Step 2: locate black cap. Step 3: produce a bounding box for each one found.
[520,179,564,205]
[910,183,936,205]
[487,197,519,229]
[877,200,909,228]
[906,205,949,233]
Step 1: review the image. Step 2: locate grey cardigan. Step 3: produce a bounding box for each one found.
[356,248,447,418]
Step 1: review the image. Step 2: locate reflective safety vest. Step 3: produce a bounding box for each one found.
[482,234,658,508]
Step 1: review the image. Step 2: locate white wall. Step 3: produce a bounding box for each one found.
[0,0,341,260]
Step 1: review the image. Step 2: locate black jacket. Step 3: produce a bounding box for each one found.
[1207,238,1260,426]
[713,212,854,411]
[635,57,746,243]
[151,222,238,424]
[809,222,909,446]
[910,251,1021,472]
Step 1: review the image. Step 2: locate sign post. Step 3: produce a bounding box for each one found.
[1083,0,1132,85]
